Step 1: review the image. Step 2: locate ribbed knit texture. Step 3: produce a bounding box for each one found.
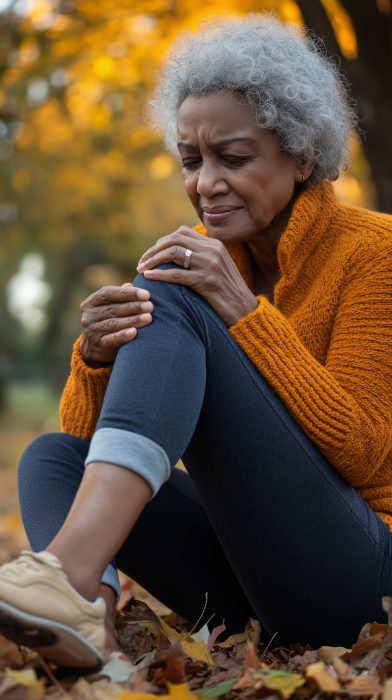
[60,182,392,528]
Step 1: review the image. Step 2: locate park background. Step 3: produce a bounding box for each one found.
[0,0,390,571]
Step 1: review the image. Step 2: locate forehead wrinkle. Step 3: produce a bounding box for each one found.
[177,137,255,149]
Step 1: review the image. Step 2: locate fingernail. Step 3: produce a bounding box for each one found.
[140,301,153,312]
[136,290,149,300]
[126,328,136,337]
[137,263,145,272]
[140,313,152,323]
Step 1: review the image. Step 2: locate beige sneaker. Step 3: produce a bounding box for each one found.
[0,551,105,673]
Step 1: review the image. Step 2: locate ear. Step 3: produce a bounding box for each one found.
[296,161,315,184]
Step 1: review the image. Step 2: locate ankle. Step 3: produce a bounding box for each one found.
[45,547,102,602]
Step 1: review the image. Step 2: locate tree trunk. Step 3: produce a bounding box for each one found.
[297,0,392,213]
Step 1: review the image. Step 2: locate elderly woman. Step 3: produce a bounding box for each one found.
[0,13,391,673]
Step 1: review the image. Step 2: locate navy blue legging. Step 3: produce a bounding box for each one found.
[18,267,392,649]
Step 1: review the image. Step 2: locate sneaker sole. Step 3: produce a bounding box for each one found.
[0,600,103,674]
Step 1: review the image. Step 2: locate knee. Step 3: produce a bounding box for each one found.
[18,432,89,483]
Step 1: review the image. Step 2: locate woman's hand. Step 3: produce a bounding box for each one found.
[137,226,258,328]
[79,283,153,368]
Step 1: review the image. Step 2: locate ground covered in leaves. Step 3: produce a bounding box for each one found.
[1,583,392,700]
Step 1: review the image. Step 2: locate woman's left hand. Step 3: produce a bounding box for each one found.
[137,226,258,328]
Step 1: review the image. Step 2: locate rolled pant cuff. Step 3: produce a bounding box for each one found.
[85,428,171,497]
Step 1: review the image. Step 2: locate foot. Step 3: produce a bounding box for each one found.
[0,551,105,674]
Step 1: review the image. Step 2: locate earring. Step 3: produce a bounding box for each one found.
[300,174,305,183]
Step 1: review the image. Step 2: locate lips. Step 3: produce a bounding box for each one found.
[202,207,241,224]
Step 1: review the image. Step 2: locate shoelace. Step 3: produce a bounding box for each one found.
[2,555,41,578]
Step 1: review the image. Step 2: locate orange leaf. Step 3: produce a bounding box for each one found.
[305,661,340,692]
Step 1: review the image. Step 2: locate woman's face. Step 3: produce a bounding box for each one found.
[177,92,307,246]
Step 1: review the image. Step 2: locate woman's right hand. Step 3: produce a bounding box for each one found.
[79,283,153,368]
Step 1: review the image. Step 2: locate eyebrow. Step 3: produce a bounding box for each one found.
[177,137,251,149]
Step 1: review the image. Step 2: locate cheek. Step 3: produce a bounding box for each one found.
[183,172,198,203]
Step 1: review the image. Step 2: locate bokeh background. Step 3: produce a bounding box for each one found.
[0,0,390,561]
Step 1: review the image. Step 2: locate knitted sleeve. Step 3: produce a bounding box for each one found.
[60,335,113,442]
[229,245,392,488]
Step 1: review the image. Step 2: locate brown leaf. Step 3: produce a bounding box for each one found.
[243,642,261,670]
[332,656,356,682]
[346,673,383,696]
[286,650,318,673]
[351,631,385,657]
[292,644,312,657]
[0,636,23,666]
[165,642,185,685]
[305,661,341,692]
[218,631,253,648]
[117,622,157,663]
[245,619,262,647]
[370,622,388,638]
[69,678,93,700]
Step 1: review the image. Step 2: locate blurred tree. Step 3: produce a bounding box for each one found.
[297,0,392,213]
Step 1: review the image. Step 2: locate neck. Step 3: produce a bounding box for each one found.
[248,195,294,296]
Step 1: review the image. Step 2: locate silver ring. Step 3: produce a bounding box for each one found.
[183,249,192,269]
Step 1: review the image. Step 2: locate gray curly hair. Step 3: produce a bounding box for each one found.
[147,13,358,183]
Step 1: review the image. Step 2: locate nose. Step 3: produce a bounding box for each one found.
[197,159,230,198]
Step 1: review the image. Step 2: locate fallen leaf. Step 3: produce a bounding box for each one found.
[100,652,136,682]
[286,650,318,673]
[117,622,157,663]
[305,661,341,692]
[382,676,392,700]
[190,625,210,647]
[69,678,93,700]
[259,671,305,699]
[332,656,356,682]
[0,636,23,666]
[317,645,352,665]
[346,673,384,696]
[181,640,214,666]
[199,678,238,698]
[4,669,45,700]
[206,623,226,652]
[245,619,262,647]
[351,632,385,656]
[157,617,183,643]
[292,644,312,656]
[370,623,388,637]
[243,642,261,670]
[218,631,252,649]
[118,682,194,700]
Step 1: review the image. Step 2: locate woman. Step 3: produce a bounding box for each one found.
[0,13,391,673]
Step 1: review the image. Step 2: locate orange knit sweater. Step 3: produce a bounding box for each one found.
[60,182,392,528]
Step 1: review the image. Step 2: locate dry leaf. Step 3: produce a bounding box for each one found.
[346,673,383,696]
[100,652,136,682]
[382,675,392,700]
[305,660,341,692]
[243,642,261,670]
[218,631,253,649]
[286,650,318,673]
[0,636,23,666]
[317,645,352,664]
[259,671,305,699]
[181,640,214,667]
[332,656,356,682]
[351,631,385,657]
[245,619,262,647]
[370,623,388,637]
[206,623,226,652]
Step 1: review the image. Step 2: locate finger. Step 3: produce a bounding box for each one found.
[99,327,138,348]
[139,227,208,265]
[94,313,153,336]
[143,267,198,287]
[85,300,154,323]
[137,246,199,273]
[81,285,150,312]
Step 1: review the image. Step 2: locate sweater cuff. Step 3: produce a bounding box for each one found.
[71,335,113,390]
